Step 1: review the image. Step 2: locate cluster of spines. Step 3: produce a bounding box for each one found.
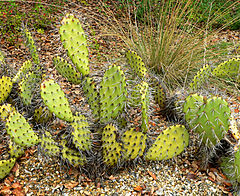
[145,125,189,161]
[59,13,89,76]
[12,60,33,83]
[40,131,60,157]
[0,76,13,104]
[150,78,166,109]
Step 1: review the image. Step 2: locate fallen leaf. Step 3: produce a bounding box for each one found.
[65,181,79,189]
[12,188,25,196]
[134,185,143,192]
[147,170,157,180]
[234,109,239,113]
[11,182,22,189]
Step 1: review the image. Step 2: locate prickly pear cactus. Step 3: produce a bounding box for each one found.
[99,65,127,124]
[189,64,211,90]
[0,50,4,64]
[40,131,61,157]
[183,94,231,148]
[0,76,13,104]
[126,50,147,79]
[5,111,39,147]
[40,79,73,122]
[212,57,240,80]
[71,113,91,151]
[82,77,100,119]
[121,128,147,160]
[102,124,122,166]
[60,13,89,76]
[151,78,166,109]
[145,125,189,161]
[9,140,25,158]
[24,29,40,65]
[53,56,82,84]
[13,60,33,83]
[0,158,16,179]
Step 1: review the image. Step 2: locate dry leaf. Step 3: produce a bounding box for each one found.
[147,170,157,180]
[134,185,143,192]
[65,181,79,189]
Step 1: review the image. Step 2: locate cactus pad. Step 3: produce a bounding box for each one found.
[0,158,16,179]
[121,128,147,160]
[126,50,147,79]
[99,65,127,124]
[5,111,39,147]
[13,60,33,83]
[40,79,73,122]
[40,131,60,157]
[82,77,100,119]
[102,124,122,166]
[145,125,189,161]
[60,14,89,76]
[53,56,81,84]
[0,104,16,122]
[0,76,13,104]
[151,78,166,109]
[34,106,53,124]
[212,58,240,79]
[71,113,91,151]
[189,64,211,90]
[9,140,25,158]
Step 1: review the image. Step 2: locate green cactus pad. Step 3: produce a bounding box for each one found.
[151,78,166,109]
[99,65,127,124]
[0,76,13,104]
[60,14,89,76]
[41,131,60,157]
[0,104,16,122]
[212,58,240,79]
[61,145,86,167]
[145,125,189,161]
[183,93,204,124]
[34,106,53,124]
[19,72,37,106]
[194,96,230,147]
[24,29,40,65]
[189,64,211,90]
[102,124,122,166]
[5,111,39,147]
[82,77,100,119]
[13,60,33,83]
[0,50,4,64]
[0,158,16,179]
[9,140,25,158]
[126,50,147,79]
[71,113,91,151]
[40,79,73,122]
[53,56,82,84]
[121,128,147,160]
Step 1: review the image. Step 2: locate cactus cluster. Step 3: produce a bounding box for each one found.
[0,13,238,194]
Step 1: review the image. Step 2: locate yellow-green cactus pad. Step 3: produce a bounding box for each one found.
[13,60,33,83]
[53,56,81,84]
[189,64,211,90]
[34,106,53,124]
[82,77,100,119]
[0,50,4,64]
[121,128,147,160]
[41,131,60,157]
[5,111,39,147]
[71,113,91,151]
[60,14,89,76]
[99,65,127,124]
[102,124,122,166]
[19,72,37,106]
[212,57,240,79]
[24,29,40,65]
[0,76,13,104]
[126,50,147,79]
[151,78,166,109]
[40,79,73,122]
[0,158,16,179]
[0,104,16,122]
[145,125,189,161]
